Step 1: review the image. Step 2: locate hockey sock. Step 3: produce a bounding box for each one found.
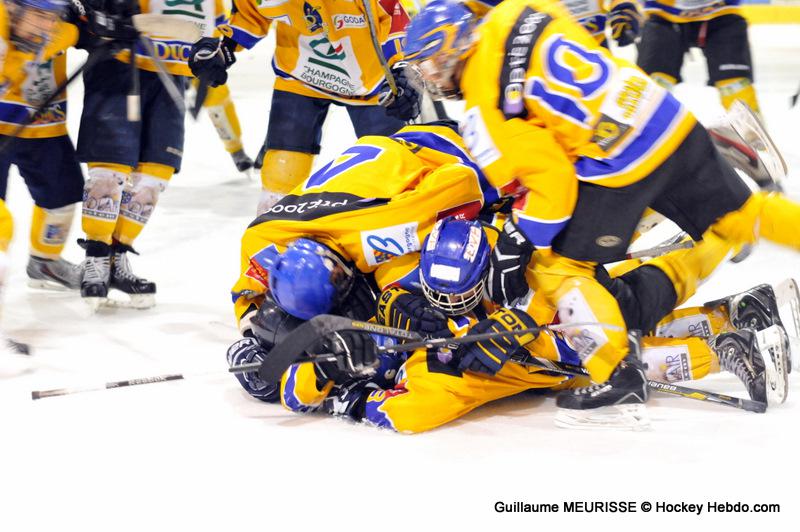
[643,230,734,306]
[641,336,719,382]
[29,204,75,260]
[82,163,130,245]
[258,150,314,212]
[715,77,761,115]
[0,199,13,253]
[654,305,731,338]
[204,83,245,153]
[112,162,173,246]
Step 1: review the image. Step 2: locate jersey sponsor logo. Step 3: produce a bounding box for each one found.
[461,107,501,169]
[251,192,389,224]
[162,0,207,20]
[499,8,551,119]
[304,2,325,32]
[664,352,691,382]
[294,34,365,96]
[361,222,420,266]
[435,199,482,222]
[333,14,366,30]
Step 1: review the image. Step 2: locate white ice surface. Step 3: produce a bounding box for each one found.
[3,27,800,531]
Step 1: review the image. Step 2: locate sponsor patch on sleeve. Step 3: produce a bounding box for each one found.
[361,222,421,266]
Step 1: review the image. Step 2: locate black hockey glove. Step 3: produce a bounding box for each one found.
[457,308,539,375]
[189,36,237,87]
[226,336,280,403]
[487,218,534,305]
[309,331,379,384]
[84,0,139,42]
[378,62,421,121]
[377,287,452,339]
[609,2,643,47]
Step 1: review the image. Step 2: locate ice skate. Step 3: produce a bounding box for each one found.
[711,326,788,405]
[554,355,651,431]
[231,149,254,176]
[26,256,81,291]
[78,240,111,312]
[110,243,156,309]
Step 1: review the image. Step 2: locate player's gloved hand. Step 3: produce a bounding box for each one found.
[377,287,452,338]
[309,331,379,384]
[84,0,139,41]
[226,336,280,403]
[457,308,539,375]
[487,218,534,305]
[189,37,237,87]
[378,62,421,121]
[609,2,643,47]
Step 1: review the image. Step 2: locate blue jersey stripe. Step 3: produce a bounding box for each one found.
[575,92,682,180]
[515,215,570,248]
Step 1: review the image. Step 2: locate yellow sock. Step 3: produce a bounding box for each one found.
[715,77,761,115]
[112,162,173,246]
[82,163,131,244]
[204,84,245,154]
[654,305,731,338]
[641,336,718,382]
[0,199,13,253]
[29,204,76,259]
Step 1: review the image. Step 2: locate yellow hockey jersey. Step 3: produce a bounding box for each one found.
[458,0,696,248]
[115,0,225,77]
[0,5,78,138]
[643,0,740,23]
[232,123,503,323]
[226,0,409,104]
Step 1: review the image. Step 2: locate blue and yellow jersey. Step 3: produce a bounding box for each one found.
[226,0,409,104]
[231,123,503,324]
[0,5,78,138]
[114,0,225,78]
[643,0,740,23]
[458,0,696,248]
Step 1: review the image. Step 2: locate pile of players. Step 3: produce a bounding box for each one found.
[2,0,798,429]
[222,0,800,432]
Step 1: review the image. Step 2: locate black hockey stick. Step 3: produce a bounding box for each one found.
[514,355,767,413]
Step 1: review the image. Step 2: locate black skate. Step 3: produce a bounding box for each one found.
[78,239,111,310]
[554,355,650,430]
[27,255,81,290]
[711,326,788,405]
[231,149,254,175]
[110,243,156,309]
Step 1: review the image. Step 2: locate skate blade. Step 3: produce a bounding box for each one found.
[103,293,155,310]
[756,325,789,405]
[83,297,107,314]
[27,278,76,292]
[554,404,651,431]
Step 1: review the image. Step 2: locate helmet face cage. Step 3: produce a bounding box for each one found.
[9,0,64,54]
[317,247,355,307]
[420,268,487,316]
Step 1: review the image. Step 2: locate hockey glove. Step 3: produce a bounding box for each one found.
[377,287,452,339]
[487,218,534,305]
[83,0,139,42]
[609,2,643,47]
[309,331,379,384]
[378,62,421,121]
[457,308,539,375]
[226,336,280,403]
[189,37,237,87]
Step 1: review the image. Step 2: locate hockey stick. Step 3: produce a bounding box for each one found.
[362,0,398,98]
[624,239,693,260]
[515,355,767,413]
[136,36,189,115]
[32,374,186,400]
[131,14,202,43]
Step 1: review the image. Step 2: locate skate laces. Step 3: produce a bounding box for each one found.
[113,252,138,282]
[83,255,110,283]
[718,336,757,384]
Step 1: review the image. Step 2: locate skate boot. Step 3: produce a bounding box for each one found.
[111,243,156,309]
[711,326,788,405]
[321,378,381,421]
[78,239,111,310]
[27,256,81,290]
[231,149,254,174]
[554,355,650,430]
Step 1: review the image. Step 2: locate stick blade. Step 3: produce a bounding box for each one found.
[132,14,204,42]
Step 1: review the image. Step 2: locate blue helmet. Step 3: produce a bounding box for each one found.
[268,239,355,320]
[419,217,490,315]
[403,0,476,100]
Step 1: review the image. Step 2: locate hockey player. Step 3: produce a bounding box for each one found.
[637,0,762,114]
[74,0,224,309]
[188,0,423,214]
[0,0,85,290]
[402,0,800,415]
[230,121,501,332]
[230,217,787,432]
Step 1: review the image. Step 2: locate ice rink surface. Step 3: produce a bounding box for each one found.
[2,27,800,532]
